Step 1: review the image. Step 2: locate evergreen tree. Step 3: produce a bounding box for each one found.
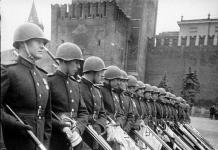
[158,72,172,92]
[181,67,200,104]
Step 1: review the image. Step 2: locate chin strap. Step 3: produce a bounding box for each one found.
[24,42,34,60]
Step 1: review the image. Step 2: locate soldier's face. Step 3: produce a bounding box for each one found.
[26,39,45,60]
[144,92,151,99]
[136,89,144,97]
[119,80,127,90]
[152,93,158,100]
[94,70,105,84]
[66,60,81,75]
[110,79,120,89]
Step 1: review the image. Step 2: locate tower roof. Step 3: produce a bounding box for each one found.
[28,0,44,30]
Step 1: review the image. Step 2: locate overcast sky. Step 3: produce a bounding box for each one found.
[1,0,218,51]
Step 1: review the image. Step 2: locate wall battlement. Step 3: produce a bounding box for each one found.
[147,35,218,49]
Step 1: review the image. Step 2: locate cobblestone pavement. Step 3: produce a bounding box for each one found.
[190,117,218,150]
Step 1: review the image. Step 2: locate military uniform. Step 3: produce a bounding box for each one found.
[48,70,89,150]
[1,56,52,150]
[116,90,134,133]
[79,77,107,149]
[100,83,125,128]
[0,66,6,150]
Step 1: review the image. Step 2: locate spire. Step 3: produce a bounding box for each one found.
[28,0,44,30]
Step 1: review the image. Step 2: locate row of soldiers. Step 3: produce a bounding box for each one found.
[1,22,191,150]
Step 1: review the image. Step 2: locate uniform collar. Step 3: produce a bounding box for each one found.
[55,70,70,79]
[81,77,94,87]
[17,56,35,69]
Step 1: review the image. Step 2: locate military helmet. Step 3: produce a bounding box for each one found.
[176,97,183,103]
[152,86,159,94]
[83,56,106,73]
[56,42,83,61]
[158,88,166,96]
[144,84,153,92]
[165,92,171,98]
[127,75,138,87]
[104,65,122,80]
[120,70,128,80]
[13,22,49,49]
[135,81,145,91]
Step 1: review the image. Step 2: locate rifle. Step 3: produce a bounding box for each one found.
[174,123,205,150]
[5,105,47,150]
[184,124,215,150]
[52,111,112,150]
[161,121,193,150]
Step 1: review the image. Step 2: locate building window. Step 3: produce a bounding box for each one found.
[72,4,76,18]
[87,3,91,17]
[98,40,101,46]
[215,26,218,32]
[96,3,99,16]
[103,2,106,16]
[79,4,83,18]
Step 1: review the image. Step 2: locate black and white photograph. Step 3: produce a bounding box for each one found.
[1,0,218,150]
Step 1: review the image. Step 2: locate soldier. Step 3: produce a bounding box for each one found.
[126,75,141,131]
[48,42,89,150]
[100,65,126,149]
[79,56,107,150]
[1,23,52,150]
[135,81,148,124]
[117,70,134,134]
[175,97,185,123]
[143,84,154,128]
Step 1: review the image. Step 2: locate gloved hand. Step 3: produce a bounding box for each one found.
[62,127,82,147]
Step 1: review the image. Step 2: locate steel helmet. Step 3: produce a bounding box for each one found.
[120,70,128,80]
[13,23,49,49]
[135,81,145,91]
[127,75,138,87]
[165,92,171,98]
[158,88,166,95]
[152,86,159,94]
[83,56,106,73]
[104,65,122,80]
[144,84,153,92]
[56,42,83,61]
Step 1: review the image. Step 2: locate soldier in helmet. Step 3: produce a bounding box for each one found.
[143,84,154,128]
[79,56,107,150]
[126,75,142,131]
[175,97,185,123]
[99,65,126,149]
[48,42,89,150]
[116,70,134,134]
[134,81,148,125]
[1,23,52,150]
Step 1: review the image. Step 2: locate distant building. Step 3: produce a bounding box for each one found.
[28,0,44,30]
[177,15,218,46]
[51,0,158,79]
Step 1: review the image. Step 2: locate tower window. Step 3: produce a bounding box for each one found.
[96,3,99,16]
[88,3,91,17]
[79,4,83,18]
[103,2,106,16]
[72,4,75,18]
[98,40,101,46]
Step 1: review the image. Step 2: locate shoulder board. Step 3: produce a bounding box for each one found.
[69,76,77,82]
[95,83,104,87]
[36,66,48,74]
[2,61,17,67]
[93,84,101,89]
[48,73,55,77]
